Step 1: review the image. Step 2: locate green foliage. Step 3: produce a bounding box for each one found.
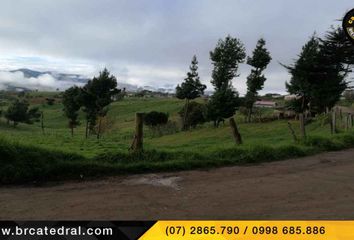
[176,55,207,130]
[208,35,245,126]
[178,101,207,129]
[62,86,82,135]
[283,29,350,113]
[81,68,121,135]
[247,38,272,71]
[144,111,169,126]
[210,35,246,89]
[207,88,239,126]
[176,55,206,100]
[5,99,40,126]
[244,39,271,122]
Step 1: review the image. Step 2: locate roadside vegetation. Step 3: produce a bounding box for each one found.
[0,25,353,184]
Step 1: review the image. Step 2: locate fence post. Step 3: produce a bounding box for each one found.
[131,112,144,152]
[349,113,353,129]
[299,113,306,139]
[287,122,298,142]
[229,117,242,145]
[331,110,337,134]
[41,111,45,135]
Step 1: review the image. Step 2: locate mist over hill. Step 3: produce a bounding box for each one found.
[0,68,174,93]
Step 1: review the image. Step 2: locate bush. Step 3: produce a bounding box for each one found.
[5,99,41,126]
[146,120,179,137]
[179,101,207,129]
[144,111,169,126]
[45,98,55,105]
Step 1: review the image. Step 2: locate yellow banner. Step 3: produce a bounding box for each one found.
[139,221,354,240]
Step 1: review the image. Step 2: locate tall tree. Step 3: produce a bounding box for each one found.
[283,32,350,114]
[245,38,272,122]
[313,26,354,112]
[81,68,121,139]
[207,35,246,127]
[282,35,322,113]
[62,86,82,136]
[176,55,206,130]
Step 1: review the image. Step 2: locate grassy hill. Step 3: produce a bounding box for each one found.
[1,93,354,184]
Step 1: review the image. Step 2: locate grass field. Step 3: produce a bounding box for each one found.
[1,94,354,184]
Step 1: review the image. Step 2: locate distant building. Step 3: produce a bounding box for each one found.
[284,94,300,101]
[254,100,277,108]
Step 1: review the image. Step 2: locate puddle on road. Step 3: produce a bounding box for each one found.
[123,174,182,190]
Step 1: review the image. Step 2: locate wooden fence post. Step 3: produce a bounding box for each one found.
[287,122,298,142]
[41,111,45,135]
[331,110,337,134]
[229,117,242,145]
[349,113,353,129]
[131,112,144,152]
[299,113,306,139]
[345,114,349,131]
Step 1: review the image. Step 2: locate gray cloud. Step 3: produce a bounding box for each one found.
[0,0,352,94]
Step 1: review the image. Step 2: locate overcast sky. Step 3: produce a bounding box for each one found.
[0,0,352,94]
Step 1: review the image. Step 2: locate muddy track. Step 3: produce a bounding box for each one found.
[1,149,354,219]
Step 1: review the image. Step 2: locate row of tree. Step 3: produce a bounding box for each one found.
[176,35,272,128]
[176,25,353,130]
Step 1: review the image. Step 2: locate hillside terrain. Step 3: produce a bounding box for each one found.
[0,92,354,184]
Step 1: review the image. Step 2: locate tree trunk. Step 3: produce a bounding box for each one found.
[349,114,353,128]
[41,111,45,135]
[97,117,102,140]
[85,119,89,139]
[182,99,190,130]
[71,126,74,137]
[331,110,337,134]
[229,117,242,145]
[132,112,144,152]
[247,107,252,123]
[299,113,306,139]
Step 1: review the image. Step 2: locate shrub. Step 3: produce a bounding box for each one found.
[144,111,169,126]
[45,98,55,105]
[178,101,207,129]
[5,99,41,127]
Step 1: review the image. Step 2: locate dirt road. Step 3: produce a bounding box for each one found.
[1,149,354,220]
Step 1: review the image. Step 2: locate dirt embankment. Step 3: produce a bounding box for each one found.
[1,148,354,219]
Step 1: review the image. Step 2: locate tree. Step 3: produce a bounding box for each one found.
[208,35,246,127]
[313,26,354,112]
[5,99,40,127]
[176,55,206,130]
[178,101,207,129]
[81,68,121,139]
[62,86,82,136]
[283,32,350,114]
[282,35,322,114]
[245,38,272,122]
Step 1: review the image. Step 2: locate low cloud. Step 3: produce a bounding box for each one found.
[0,71,84,91]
